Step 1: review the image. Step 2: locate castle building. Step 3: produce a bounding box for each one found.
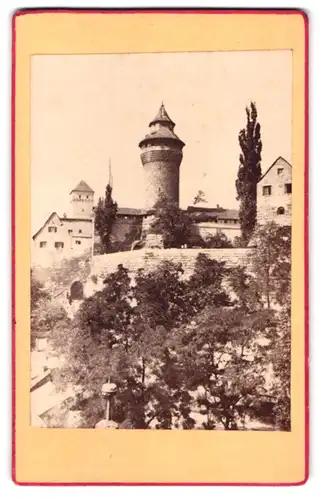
[257,156,292,226]
[139,103,185,209]
[32,105,292,266]
[32,181,95,266]
[70,180,95,218]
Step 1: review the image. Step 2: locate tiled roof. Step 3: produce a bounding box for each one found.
[187,206,239,221]
[217,209,239,220]
[149,103,175,127]
[117,207,148,216]
[61,217,92,222]
[139,126,185,148]
[70,180,94,194]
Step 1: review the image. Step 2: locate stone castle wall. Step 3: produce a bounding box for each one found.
[89,247,250,285]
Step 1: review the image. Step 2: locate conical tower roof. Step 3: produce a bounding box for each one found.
[139,103,185,149]
[149,103,175,127]
[70,180,94,194]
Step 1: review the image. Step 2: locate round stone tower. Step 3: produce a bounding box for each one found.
[139,103,185,210]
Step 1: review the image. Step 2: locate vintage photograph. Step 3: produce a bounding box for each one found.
[30,50,292,430]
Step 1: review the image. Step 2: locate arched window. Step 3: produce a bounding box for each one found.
[277,207,285,215]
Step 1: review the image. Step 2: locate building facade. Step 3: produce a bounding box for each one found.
[257,157,292,226]
[32,181,95,266]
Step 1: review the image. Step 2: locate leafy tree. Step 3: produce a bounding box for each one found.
[31,269,69,347]
[174,306,275,429]
[233,235,247,248]
[48,245,290,430]
[249,222,291,308]
[150,196,192,248]
[236,102,262,243]
[31,270,48,311]
[228,265,262,312]
[269,306,291,430]
[193,190,207,205]
[94,184,118,253]
[203,232,233,249]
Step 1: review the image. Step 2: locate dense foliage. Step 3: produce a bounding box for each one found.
[150,197,193,248]
[47,222,291,431]
[236,102,262,243]
[94,184,118,253]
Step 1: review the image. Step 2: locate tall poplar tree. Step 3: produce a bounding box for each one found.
[236,102,262,243]
[94,184,118,253]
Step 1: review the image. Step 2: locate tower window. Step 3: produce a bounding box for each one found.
[277,168,284,175]
[277,207,285,215]
[285,183,292,194]
[262,185,272,196]
[75,240,81,245]
[39,241,47,248]
[48,226,57,233]
[54,242,64,249]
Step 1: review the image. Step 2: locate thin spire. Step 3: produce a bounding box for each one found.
[108,158,113,188]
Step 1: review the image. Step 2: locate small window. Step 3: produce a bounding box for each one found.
[54,242,64,249]
[79,195,81,199]
[68,229,73,235]
[277,168,284,175]
[86,195,89,199]
[262,185,272,196]
[75,240,81,245]
[277,207,285,215]
[79,229,82,234]
[48,226,57,233]
[39,241,47,248]
[285,183,292,194]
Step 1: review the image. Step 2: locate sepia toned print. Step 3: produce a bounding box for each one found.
[30,50,292,431]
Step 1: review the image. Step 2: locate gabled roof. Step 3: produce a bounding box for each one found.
[149,103,175,127]
[259,156,292,182]
[61,217,92,223]
[70,180,94,194]
[32,212,60,240]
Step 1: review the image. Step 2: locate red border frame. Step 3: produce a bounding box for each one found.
[11,8,309,487]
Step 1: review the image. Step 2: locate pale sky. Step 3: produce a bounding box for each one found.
[31,51,292,234]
